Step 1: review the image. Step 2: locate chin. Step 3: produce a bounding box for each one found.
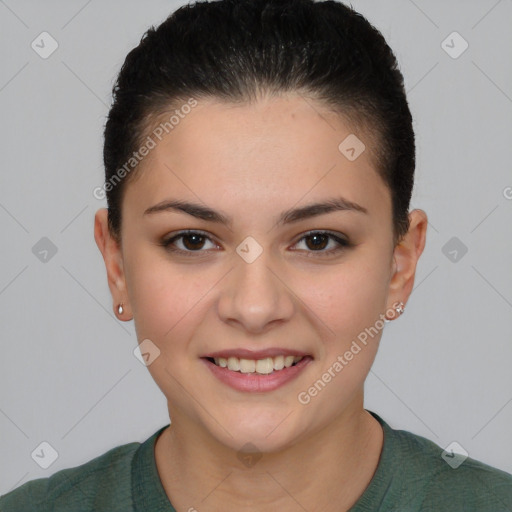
[207,410,305,455]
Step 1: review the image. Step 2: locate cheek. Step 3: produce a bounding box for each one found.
[292,260,388,412]
[123,247,178,334]
[125,248,219,345]
[124,253,217,396]
[300,258,389,340]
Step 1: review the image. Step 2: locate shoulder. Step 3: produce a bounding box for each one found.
[0,441,140,512]
[387,422,512,510]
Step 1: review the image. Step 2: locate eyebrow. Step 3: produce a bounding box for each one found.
[143,196,368,226]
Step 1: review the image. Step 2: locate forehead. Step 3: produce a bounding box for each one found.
[123,94,391,225]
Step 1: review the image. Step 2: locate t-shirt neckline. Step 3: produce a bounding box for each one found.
[131,409,395,512]
[348,410,396,511]
[132,423,175,512]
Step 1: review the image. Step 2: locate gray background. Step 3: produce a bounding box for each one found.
[1,0,511,495]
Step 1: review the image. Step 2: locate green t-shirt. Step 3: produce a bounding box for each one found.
[1,410,511,511]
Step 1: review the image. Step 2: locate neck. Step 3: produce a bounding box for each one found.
[155,397,383,512]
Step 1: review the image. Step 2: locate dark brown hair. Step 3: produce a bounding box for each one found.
[103,0,415,246]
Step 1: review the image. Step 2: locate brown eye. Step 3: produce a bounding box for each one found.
[180,233,207,250]
[304,233,330,250]
[161,230,218,255]
[293,231,351,257]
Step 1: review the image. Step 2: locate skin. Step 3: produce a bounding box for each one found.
[95,93,427,512]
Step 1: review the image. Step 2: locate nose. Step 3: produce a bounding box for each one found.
[217,246,295,334]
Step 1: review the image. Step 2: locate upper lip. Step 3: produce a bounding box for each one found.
[202,348,312,359]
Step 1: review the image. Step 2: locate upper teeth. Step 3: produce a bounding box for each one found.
[213,355,304,374]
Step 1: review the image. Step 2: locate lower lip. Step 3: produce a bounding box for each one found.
[202,356,313,392]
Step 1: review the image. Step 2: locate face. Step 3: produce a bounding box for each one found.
[95,93,426,454]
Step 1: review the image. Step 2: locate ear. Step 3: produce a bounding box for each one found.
[386,209,428,316]
[94,208,132,320]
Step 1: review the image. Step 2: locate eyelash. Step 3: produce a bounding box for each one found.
[159,230,352,258]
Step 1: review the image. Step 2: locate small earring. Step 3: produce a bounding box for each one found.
[395,301,405,315]
[384,301,405,322]
[117,303,124,315]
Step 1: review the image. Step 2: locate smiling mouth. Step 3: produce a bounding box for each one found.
[204,355,311,375]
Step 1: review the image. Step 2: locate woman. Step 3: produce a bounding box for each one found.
[1,0,511,510]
